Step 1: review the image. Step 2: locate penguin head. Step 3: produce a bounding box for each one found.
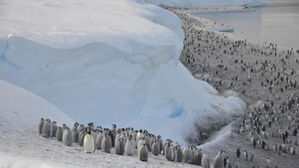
[41,118,44,121]
[52,121,57,124]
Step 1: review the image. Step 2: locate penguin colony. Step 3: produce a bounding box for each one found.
[164,6,299,168]
[38,118,239,167]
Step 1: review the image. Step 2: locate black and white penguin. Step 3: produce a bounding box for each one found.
[136,130,144,143]
[201,153,210,168]
[138,143,148,162]
[175,145,183,162]
[56,126,63,141]
[51,121,57,137]
[266,157,271,168]
[101,134,112,153]
[115,137,125,155]
[183,146,193,164]
[213,150,223,168]
[95,130,104,150]
[236,148,241,158]
[38,118,44,134]
[83,128,95,153]
[193,148,202,165]
[42,119,51,138]
[62,127,72,146]
[249,154,254,161]
[151,139,160,156]
[71,122,79,143]
[78,128,86,146]
[124,135,135,156]
[165,142,174,161]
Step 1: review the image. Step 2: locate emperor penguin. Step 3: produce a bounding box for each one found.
[56,126,63,141]
[101,134,112,153]
[72,122,79,143]
[124,135,135,156]
[165,142,173,161]
[42,119,51,138]
[266,157,271,168]
[138,143,148,162]
[174,144,183,162]
[38,118,44,134]
[62,127,72,146]
[157,135,163,153]
[137,137,146,151]
[83,128,95,153]
[183,145,193,163]
[213,150,223,168]
[151,139,160,156]
[201,153,210,168]
[111,124,117,147]
[96,130,104,149]
[78,128,86,146]
[115,137,125,155]
[136,130,144,143]
[193,148,202,165]
[51,121,57,137]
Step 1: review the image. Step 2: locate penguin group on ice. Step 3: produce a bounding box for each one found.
[164,6,299,168]
[38,118,241,167]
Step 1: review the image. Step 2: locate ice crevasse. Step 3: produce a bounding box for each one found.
[0,0,246,143]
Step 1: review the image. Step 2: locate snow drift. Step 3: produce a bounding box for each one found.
[0,79,73,131]
[0,0,245,144]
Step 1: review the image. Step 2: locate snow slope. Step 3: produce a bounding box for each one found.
[137,0,267,7]
[0,0,245,144]
[0,79,202,168]
[0,79,73,131]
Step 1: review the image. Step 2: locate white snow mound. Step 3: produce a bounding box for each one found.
[0,0,245,144]
[0,79,73,131]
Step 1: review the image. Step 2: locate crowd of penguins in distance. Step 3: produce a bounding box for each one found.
[38,118,242,168]
[165,7,299,168]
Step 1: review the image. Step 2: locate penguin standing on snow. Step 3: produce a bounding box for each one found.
[115,137,125,155]
[78,128,86,146]
[51,121,57,137]
[213,150,223,168]
[101,134,112,153]
[165,141,174,161]
[201,153,210,168]
[151,139,160,156]
[72,122,79,143]
[62,127,72,146]
[83,128,95,153]
[38,118,44,134]
[125,135,135,156]
[96,130,104,149]
[138,143,148,162]
[42,119,51,138]
[175,144,183,162]
[193,148,202,165]
[183,145,193,164]
[56,126,63,141]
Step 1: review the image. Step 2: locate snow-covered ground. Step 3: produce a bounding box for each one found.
[0,79,202,168]
[0,0,246,145]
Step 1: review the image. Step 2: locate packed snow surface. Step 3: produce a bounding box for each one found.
[0,79,203,168]
[0,0,245,144]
